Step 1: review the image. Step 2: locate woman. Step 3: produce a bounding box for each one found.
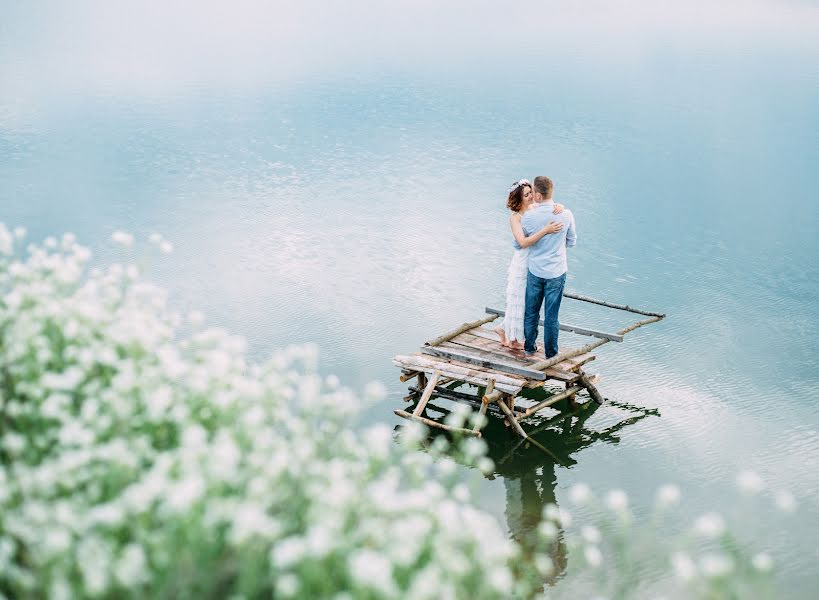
[496,179,564,349]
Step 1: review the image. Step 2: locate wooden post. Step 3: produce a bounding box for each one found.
[496,395,529,439]
[578,371,605,405]
[412,370,441,417]
[566,381,578,410]
[394,410,481,437]
[417,372,427,393]
[517,384,585,420]
[472,379,495,434]
[400,370,419,383]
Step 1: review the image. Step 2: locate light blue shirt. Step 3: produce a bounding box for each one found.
[519,200,577,279]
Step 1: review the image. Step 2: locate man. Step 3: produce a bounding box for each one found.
[521,176,577,358]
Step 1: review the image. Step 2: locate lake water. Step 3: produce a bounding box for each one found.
[2,1,818,596]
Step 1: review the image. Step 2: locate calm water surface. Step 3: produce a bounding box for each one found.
[2,2,818,595]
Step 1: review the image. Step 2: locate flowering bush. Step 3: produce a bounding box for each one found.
[0,224,789,599]
[0,225,518,599]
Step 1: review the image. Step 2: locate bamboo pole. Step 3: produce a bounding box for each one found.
[529,313,664,372]
[394,410,481,437]
[425,314,499,347]
[517,384,586,420]
[530,338,611,372]
[562,292,666,318]
[472,379,495,434]
[412,370,441,417]
[617,315,665,335]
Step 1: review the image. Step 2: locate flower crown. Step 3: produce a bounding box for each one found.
[507,178,530,195]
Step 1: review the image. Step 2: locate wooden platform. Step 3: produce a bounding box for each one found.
[392,294,665,440]
[393,326,595,395]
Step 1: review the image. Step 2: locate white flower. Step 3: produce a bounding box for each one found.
[581,526,601,544]
[276,574,299,598]
[543,503,559,521]
[538,520,559,541]
[0,224,13,255]
[487,565,513,591]
[605,489,628,513]
[272,537,306,569]
[584,546,603,568]
[111,230,134,247]
[774,491,797,513]
[655,484,681,508]
[535,554,554,576]
[348,549,397,597]
[699,553,734,578]
[671,551,697,581]
[568,482,591,506]
[364,380,387,400]
[114,544,148,587]
[364,424,393,459]
[693,513,725,538]
[736,470,764,495]
[752,552,773,572]
[188,310,205,326]
[477,457,494,474]
[461,437,487,461]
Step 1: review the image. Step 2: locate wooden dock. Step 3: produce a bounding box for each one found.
[393,292,665,440]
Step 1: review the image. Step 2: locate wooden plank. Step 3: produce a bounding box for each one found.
[485,307,624,342]
[445,336,532,365]
[452,331,509,355]
[396,354,526,386]
[471,328,593,366]
[447,334,584,383]
[421,345,548,381]
[392,355,525,394]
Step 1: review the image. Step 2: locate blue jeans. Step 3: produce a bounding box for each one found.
[524,271,566,357]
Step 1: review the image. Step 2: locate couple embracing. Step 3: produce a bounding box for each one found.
[496,176,577,359]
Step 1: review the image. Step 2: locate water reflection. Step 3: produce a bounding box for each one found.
[400,389,658,584]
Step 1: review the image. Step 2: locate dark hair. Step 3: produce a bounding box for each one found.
[507,184,531,212]
[533,176,553,198]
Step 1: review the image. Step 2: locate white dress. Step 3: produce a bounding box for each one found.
[502,246,529,342]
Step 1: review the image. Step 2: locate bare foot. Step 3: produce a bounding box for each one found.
[510,340,524,350]
[495,326,511,348]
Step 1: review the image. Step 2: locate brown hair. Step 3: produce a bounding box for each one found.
[533,176,553,199]
[507,184,531,212]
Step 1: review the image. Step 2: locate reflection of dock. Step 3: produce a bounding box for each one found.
[392,292,665,439]
[400,394,659,584]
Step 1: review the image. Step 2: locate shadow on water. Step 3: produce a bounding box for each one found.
[396,385,659,585]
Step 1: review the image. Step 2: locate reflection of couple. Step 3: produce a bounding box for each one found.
[495,176,576,358]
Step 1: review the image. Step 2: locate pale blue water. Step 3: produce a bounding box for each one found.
[2,1,818,595]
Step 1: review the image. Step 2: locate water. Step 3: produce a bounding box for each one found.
[2,1,818,595]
